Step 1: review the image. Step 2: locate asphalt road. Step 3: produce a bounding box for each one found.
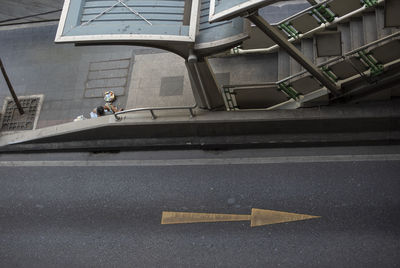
[0,147,399,267]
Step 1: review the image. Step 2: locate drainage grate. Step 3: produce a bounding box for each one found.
[1,97,40,131]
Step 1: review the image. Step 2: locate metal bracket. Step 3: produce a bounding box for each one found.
[311,5,336,24]
[321,66,339,82]
[316,5,336,23]
[277,83,301,100]
[278,22,300,39]
[361,0,378,8]
[231,46,241,54]
[223,86,239,110]
[357,50,384,77]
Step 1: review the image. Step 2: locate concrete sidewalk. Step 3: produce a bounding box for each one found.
[0,1,313,133]
[1,99,399,152]
[0,19,399,152]
[0,23,155,129]
[0,22,279,132]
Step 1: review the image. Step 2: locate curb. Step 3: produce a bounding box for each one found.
[1,101,400,152]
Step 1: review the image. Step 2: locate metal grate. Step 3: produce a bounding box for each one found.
[1,97,40,131]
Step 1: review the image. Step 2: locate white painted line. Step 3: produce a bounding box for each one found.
[0,154,400,167]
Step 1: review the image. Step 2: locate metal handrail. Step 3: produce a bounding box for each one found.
[222,82,276,90]
[114,104,197,121]
[231,0,384,56]
[222,30,400,100]
[276,30,400,85]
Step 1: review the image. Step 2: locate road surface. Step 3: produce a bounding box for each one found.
[0,146,399,267]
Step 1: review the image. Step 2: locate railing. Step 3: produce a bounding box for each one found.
[222,83,277,110]
[229,0,384,55]
[277,30,400,85]
[114,104,197,121]
[223,30,400,110]
[277,0,334,26]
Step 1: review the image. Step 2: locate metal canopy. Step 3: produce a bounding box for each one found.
[54,0,248,110]
[56,0,200,45]
[55,0,249,58]
[209,0,279,23]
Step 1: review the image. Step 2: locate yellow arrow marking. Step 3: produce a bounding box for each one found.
[250,208,320,227]
[161,208,320,227]
[161,211,251,225]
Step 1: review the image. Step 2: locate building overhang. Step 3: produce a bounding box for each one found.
[55,0,200,44]
[55,0,255,58]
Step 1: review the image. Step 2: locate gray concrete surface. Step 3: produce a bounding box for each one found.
[0,0,398,138]
[0,99,399,152]
[0,1,318,132]
[0,146,399,267]
[127,52,196,108]
[0,23,153,128]
[0,0,64,25]
[0,22,280,131]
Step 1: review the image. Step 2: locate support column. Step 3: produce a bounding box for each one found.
[185,58,225,110]
[247,12,340,97]
[0,58,24,115]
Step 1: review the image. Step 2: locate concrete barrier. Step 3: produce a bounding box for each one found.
[1,100,399,152]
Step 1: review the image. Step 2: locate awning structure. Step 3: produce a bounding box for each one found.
[55,0,252,58]
[55,0,199,57]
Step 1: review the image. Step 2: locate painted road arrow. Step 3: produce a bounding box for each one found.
[161,208,320,227]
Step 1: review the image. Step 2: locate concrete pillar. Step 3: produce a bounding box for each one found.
[185,58,225,110]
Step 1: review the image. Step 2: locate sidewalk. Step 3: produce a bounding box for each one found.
[0,1,315,134]
[0,23,153,129]
[0,22,278,132]
[1,99,399,152]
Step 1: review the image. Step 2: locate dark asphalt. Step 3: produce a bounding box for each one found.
[0,148,399,267]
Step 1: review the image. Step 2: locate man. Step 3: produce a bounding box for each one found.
[90,104,122,118]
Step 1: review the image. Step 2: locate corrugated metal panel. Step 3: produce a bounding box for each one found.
[195,0,248,55]
[80,0,185,24]
[56,0,250,57]
[58,0,194,38]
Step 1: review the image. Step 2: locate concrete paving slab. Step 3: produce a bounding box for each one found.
[1,99,399,152]
[160,76,185,97]
[0,23,154,129]
[125,52,195,109]
[0,21,283,133]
